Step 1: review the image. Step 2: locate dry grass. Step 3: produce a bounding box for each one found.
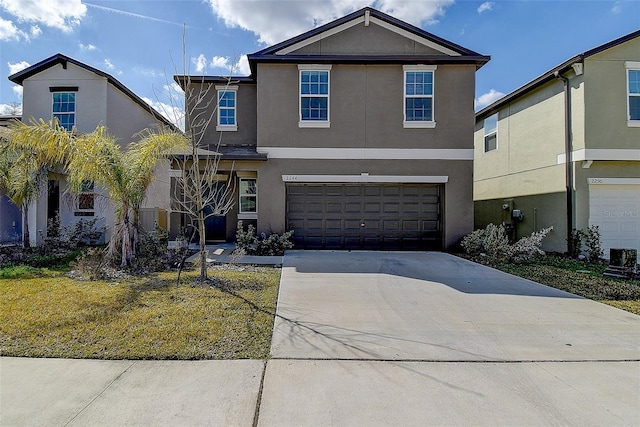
[0,267,280,359]
[488,256,640,315]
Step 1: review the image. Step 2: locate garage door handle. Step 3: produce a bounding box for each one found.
[361,222,365,227]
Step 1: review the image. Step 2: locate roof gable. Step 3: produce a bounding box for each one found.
[8,53,177,130]
[248,7,489,73]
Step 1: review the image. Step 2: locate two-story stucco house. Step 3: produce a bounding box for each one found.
[173,7,489,250]
[474,30,640,259]
[8,54,176,245]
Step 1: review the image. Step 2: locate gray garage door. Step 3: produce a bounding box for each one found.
[286,183,442,250]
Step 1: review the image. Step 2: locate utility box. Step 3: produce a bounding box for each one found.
[604,248,638,279]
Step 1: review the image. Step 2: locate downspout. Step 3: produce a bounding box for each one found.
[554,70,574,249]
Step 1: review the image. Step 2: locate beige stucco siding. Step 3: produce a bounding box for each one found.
[474,79,578,201]
[21,63,107,134]
[257,63,475,150]
[293,21,447,56]
[186,82,258,148]
[583,38,640,150]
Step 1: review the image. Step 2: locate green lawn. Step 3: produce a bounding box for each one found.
[0,267,280,359]
[482,256,640,315]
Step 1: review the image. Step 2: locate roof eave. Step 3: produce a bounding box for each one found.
[476,29,640,120]
[475,55,583,120]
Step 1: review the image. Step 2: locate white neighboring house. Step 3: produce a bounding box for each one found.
[8,53,177,246]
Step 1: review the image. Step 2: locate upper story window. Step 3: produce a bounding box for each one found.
[216,85,238,131]
[626,62,640,127]
[483,114,498,152]
[299,64,331,128]
[51,89,77,131]
[403,65,436,128]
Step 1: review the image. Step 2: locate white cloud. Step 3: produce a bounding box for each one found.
[210,56,230,69]
[104,58,115,70]
[206,0,453,46]
[194,54,208,73]
[235,55,250,76]
[80,43,97,51]
[0,101,22,115]
[12,85,23,98]
[30,24,41,38]
[477,2,494,14]
[8,60,30,75]
[475,89,505,110]
[0,0,87,32]
[611,2,622,14]
[0,16,21,40]
[143,96,185,131]
[198,55,250,76]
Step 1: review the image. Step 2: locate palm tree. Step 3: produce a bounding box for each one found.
[7,119,187,265]
[2,119,72,248]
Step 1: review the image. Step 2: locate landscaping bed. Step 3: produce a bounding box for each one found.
[465,254,640,315]
[0,266,281,360]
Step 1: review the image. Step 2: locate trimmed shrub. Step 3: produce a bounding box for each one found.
[461,223,553,263]
[235,221,294,256]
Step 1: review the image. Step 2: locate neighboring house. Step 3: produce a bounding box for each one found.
[0,115,22,244]
[173,7,489,250]
[474,30,640,259]
[7,54,176,246]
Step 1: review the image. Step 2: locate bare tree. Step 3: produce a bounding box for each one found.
[166,28,238,281]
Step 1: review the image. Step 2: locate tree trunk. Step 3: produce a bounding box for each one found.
[22,203,30,249]
[131,207,140,256]
[120,205,132,267]
[199,209,207,279]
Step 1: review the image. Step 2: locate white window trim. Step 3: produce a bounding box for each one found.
[403,65,436,129]
[483,113,498,152]
[626,62,640,127]
[216,85,238,131]
[238,177,257,219]
[298,64,331,128]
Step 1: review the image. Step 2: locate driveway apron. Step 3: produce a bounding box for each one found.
[259,250,640,426]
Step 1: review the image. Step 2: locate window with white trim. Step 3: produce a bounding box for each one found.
[216,85,238,131]
[626,62,640,126]
[299,64,331,128]
[239,178,257,217]
[52,92,76,131]
[483,114,498,152]
[403,65,436,128]
[75,180,95,216]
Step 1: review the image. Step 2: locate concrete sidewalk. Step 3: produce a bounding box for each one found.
[184,243,283,266]
[2,251,639,426]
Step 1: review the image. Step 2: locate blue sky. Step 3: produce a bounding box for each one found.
[1,0,639,122]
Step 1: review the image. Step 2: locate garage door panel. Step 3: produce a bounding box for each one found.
[364,186,382,196]
[286,183,442,250]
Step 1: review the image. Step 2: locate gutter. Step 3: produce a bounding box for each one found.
[554,70,574,248]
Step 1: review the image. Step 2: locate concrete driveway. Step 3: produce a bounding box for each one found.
[260,251,640,426]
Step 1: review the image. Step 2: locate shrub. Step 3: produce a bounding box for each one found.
[461,223,510,261]
[567,229,583,259]
[39,215,105,255]
[234,221,294,256]
[69,247,109,280]
[508,227,554,263]
[583,225,604,263]
[461,223,553,263]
